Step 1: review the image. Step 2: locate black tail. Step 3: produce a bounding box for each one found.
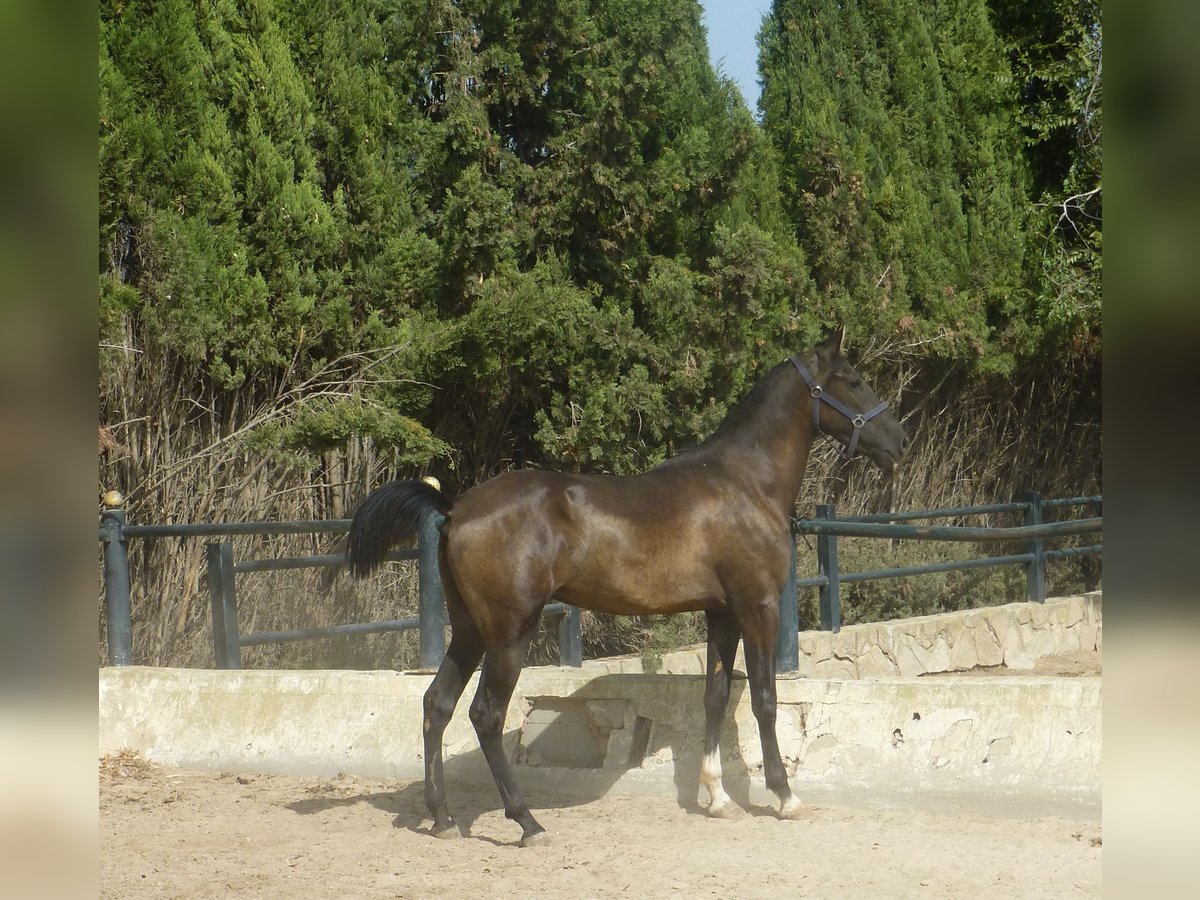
[347,480,452,578]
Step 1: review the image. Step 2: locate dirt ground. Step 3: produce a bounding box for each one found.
[100,756,1101,899]
[100,648,1102,898]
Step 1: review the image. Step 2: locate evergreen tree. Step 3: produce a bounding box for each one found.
[100,0,813,489]
[759,0,1029,369]
[987,0,1101,351]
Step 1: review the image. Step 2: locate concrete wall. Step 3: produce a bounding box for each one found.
[99,594,1101,816]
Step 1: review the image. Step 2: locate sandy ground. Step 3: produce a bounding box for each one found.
[100,648,1102,898]
[100,761,1101,898]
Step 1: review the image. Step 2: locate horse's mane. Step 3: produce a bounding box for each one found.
[654,359,794,468]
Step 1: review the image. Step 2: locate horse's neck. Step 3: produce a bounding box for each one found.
[691,366,815,514]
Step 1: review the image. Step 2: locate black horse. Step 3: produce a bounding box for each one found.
[349,326,908,845]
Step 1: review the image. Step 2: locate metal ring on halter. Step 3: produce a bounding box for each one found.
[810,386,822,398]
[852,415,865,428]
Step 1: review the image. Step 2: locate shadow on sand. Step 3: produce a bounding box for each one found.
[284,673,781,844]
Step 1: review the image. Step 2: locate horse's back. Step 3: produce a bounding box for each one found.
[442,467,785,617]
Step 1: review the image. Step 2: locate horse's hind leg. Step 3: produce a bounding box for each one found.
[740,600,808,819]
[422,593,484,837]
[469,622,547,847]
[701,610,741,818]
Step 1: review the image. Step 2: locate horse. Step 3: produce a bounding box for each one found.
[348,326,908,845]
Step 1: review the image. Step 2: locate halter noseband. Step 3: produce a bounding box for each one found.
[789,356,889,460]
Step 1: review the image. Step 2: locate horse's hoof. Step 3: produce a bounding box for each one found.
[431,824,463,840]
[779,798,814,820]
[520,829,551,848]
[706,801,742,820]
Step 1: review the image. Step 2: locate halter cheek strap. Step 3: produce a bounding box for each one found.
[789,356,889,460]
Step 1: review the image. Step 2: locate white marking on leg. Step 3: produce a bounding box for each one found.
[780,794,811,819]
[701,750,734,815]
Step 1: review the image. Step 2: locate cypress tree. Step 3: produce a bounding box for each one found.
[760,0,1029,368]
[101,0,814,487]
[986,0,1101,350]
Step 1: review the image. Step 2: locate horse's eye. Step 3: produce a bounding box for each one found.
[850,380,862,390]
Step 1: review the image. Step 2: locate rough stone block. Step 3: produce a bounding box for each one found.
[662,652,704,676]
[1076,620,1099,651]
[974,627,1004,667]
[803,632,833,663]
[999,620,1025,652]
[856,644,897,677]
[1055,625,1082,653]
[1024,627,1057,660]
[895,636,928,678]
[926,635,952,673]
[831,631,857,661]
[948,630,979,671]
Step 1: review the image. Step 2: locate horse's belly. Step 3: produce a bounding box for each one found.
[554,560,723,616]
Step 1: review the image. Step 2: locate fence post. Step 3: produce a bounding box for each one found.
[100,506,132,665]
[206,541,242,669]
[417,511,447,669]
[559,606,582,667]
[1021,490,1046,603]
[816,504,842,632]
[775,520,800,672]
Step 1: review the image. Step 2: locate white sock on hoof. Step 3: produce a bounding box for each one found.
[701,750,735,815]
[780,795,810,819]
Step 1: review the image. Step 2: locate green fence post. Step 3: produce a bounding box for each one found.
[101,506,132,665]
[817,504,841,632]
[559,606,582,667]
[207,541,242,668]
[1021,490,1046,603]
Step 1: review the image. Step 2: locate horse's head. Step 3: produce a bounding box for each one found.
[792,325,909,470]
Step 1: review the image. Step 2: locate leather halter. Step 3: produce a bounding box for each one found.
[789,356,889,460]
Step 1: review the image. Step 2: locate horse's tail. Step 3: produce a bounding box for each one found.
[347,480,452,578]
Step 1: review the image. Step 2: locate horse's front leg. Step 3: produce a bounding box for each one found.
[740,598,809,820]
[701,610,742,818]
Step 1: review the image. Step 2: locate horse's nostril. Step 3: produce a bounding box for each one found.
[900,434,911,454]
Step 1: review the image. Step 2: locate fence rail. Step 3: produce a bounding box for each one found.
[772,491,1101,669]
[99,491,1100,673]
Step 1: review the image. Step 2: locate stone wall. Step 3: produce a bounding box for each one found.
[581,592,1102,678]
[99,593,1102,816]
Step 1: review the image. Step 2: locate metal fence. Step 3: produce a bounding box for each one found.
[99,507,581,670]
[773,491,1101,669]
[99,491,1099,673]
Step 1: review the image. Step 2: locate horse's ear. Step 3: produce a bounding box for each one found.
[817,324,846,360]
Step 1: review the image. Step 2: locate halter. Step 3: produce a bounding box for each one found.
[789,356,889,460]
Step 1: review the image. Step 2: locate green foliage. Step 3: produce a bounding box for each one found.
[759,0,1032,369]
[99,0,1102,477]
[987,0,1102,355]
